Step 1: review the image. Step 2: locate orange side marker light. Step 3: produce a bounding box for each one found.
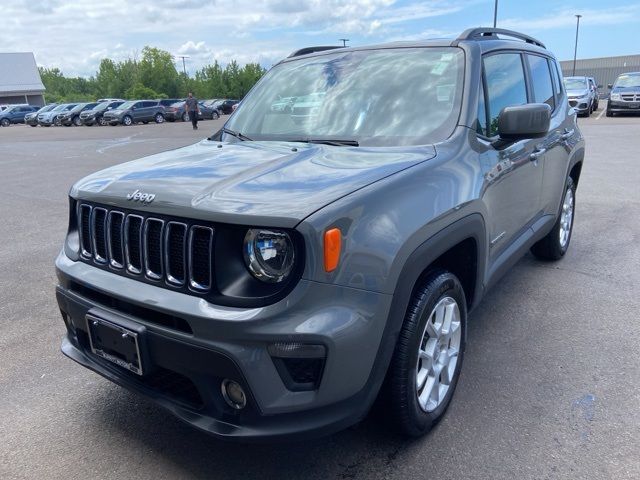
[324,228,342,272]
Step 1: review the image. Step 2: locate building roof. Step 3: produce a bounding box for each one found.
[0,52,45,94]
[560,54,640,70]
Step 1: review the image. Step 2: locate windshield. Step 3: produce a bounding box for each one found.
[38,104,55,113]
[92,102,111,111]
[564,78,587,90]
[614,74,640,88]
[51,104,67,111]
[225,47,464,147]
[117,101,136,109]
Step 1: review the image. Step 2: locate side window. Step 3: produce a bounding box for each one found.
[548,58,562,107]
[552,60,564,95]
[483,53,528,137]
[526,54,554,109]
[476,77,487,136]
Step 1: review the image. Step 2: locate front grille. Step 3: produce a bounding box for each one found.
[78,203,214,293]
[621,93,640,102]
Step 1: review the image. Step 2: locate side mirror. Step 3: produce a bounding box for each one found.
[607,84,613,89]
[497,103,551,141]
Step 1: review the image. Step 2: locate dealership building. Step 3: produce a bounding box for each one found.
[560,54,640,95]
[0,52,46,106]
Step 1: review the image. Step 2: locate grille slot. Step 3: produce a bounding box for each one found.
[144,218,164,280]
[165,222,187,286]
[189,226,214,291]
[79,204,92,257]
[125,215,143,274]
[91,208,108,264]
[107,211,125,269]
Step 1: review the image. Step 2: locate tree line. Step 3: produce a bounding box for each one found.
[39,46,267,103]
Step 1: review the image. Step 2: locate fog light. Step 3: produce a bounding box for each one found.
[221,379,247,410]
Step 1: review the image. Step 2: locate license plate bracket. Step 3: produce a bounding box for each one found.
[86,313,146,375]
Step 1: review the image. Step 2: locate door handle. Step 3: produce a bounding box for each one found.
[530,147,546,161]
[561,128,574,140]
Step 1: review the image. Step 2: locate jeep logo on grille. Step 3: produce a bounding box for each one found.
[126,189,156,204]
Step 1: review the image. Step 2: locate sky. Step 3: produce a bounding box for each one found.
[1,0,639,77]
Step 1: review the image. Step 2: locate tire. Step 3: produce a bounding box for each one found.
[98,116,107,126]
[182,112,188,122]
[73,116,82,126]
[154,113,164,123]
[1,119,10,127]
[212,111,219,120]
[606,109,613,117]
[122,115,133,126]
[531,176,576,261]
[386,270,467,437]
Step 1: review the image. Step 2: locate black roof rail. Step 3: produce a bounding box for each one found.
[287,46,343,58]
[456,27,546,49]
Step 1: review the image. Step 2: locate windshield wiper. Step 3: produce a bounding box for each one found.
[220,127,252,141]
[289,138,359,147]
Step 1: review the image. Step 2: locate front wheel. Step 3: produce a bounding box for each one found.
[154,113,164,123]
[212,111,219,120]
[73,116,82,126]
[122,115,133,126]
[98,116,107,126]
[386,270,467,437]
[182,112,188,122]
[1,119,10,127]
[531,177,576,260]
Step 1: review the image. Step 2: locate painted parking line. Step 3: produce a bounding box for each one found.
[596,101,607,120]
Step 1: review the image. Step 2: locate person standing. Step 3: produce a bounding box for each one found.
[184,92,200,130]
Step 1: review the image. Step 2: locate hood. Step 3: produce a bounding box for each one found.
[71,139,435,227]
[566,89,589,97]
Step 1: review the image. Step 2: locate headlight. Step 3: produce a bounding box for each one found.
[610,93,622,101]
[244,229,295,283]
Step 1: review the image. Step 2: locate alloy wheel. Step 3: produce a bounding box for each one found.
[559,187,574,249]
[415,296,462,412]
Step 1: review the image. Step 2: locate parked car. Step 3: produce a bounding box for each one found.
[55,28,584,441]
[214,99,239,114]
[57,102,100,126]
[38,103,75,126]
[165,100,219,121]
[102,100,166,126]
[80,101,125,126]
[25,104,58,126]
[564,76,596,116]
[606,72,640,117]
[0,104,39,126]
[96,98,124,103]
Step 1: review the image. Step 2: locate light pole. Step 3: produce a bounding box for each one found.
[176,55,189,76]
[572,15,582,76]
[493,0,498,28]
[339,38,349,47]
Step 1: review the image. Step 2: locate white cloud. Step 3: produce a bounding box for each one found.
[0,0,465,76]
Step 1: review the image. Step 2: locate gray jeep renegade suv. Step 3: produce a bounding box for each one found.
[55,28,584,440]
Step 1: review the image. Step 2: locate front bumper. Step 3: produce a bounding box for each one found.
[55,251,392,440]
[608,100,640,113]
[80,115,96,125]
[568,98,590,112]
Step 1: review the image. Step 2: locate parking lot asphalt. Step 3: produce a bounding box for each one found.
[1,105,639,480]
